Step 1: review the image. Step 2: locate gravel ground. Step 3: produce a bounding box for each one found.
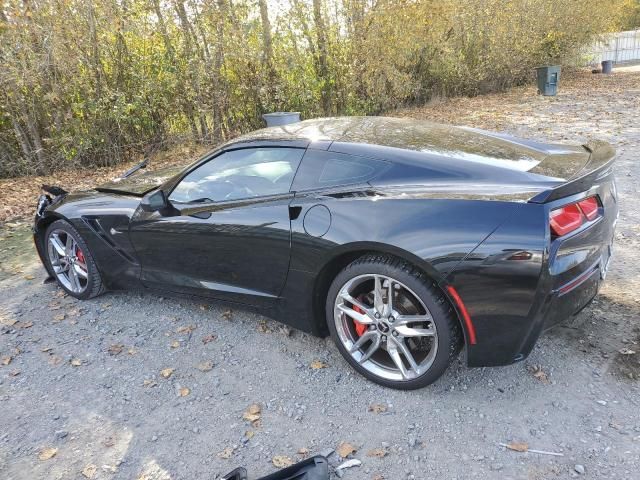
[1,69,639,480]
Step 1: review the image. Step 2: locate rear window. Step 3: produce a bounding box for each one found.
[292,150,388,191]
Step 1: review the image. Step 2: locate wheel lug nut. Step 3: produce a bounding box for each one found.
[388,316,395,323]
[381,335,386,342]
[374,312,380,319]
[392,331,399,337]
[369,325,376,331]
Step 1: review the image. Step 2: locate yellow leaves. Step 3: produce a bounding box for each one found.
[81,464,97,479]
[310,360,328,370]
[505,442,529,452]
[23,274,35,280]
[38,447,57,460]
[196,361,214,372]
[107,344,124,356]
[272,455,294,468]
[243,403,262,426]
[53,314,65,322]
[217,446,234,459]
[170,340,180,349]
[176,325,195,334]
[70,358,83,367]
[336,441,357,458]
[244,430,255,441]
[366,448,387,458]
[160,368,174,378]
[1,355,11,366]
[368,403,388,414]
[178,387,190,397]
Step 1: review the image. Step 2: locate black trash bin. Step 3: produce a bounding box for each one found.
[601,60,613,74]
[535,65,561,96]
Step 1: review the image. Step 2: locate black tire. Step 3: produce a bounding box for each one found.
[44,219,105,300]
[326,253,462,390]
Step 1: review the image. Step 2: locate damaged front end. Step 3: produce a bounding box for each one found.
[223,456,328,480]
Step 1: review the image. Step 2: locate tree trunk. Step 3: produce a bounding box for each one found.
[258,0,277,107]
[312,0,331,114]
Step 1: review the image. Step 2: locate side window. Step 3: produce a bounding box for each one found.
[291,150,389,191]
[169,148,304,203]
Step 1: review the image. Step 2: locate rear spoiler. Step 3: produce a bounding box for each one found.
[529,140,615,204]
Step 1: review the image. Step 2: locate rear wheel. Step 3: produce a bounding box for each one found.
[326,254,461,389]
[44,220,104,300]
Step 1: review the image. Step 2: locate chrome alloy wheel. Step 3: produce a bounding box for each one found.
[47,229,88,294]
[334,274,438,381]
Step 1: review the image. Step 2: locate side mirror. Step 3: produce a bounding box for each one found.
[140,190,168,212]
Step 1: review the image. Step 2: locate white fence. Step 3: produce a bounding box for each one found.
[586,30,640,65]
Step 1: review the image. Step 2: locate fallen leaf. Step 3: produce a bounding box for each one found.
[24,274,35,280]
[243,403,262,425]
[170,340,180,349]
[272,456,294,468]
[310,360,328,370]
[196,361,214,372]
[1,356,11,366]
[0,316,17,326]
[143,379,157,387]
[70,358,83,367]
[297,447,309,456]
[367,448,387,458]
[41,347,52,353]
[178,387,190,397]
[17,321,33,329]
[82,464,97,479]
[160,368,174,378]
[127,348,137,356]
[506,442,529,452]
[337,441,357,458]
[245,430,255,440]
[108,344,124,356]
[202,334,217,344]
[222,309,232,320]
[199,304,208,311]
[217,447,234,459]
[373,475,384,480]
[53,314,65,322]
[101,302,112,309]
[9,369,20,376]
[38,447,57,460]
[176,325,195,334]
[368,403,387,414]
[529,365,549,384]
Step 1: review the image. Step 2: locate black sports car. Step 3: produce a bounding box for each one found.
[33,116,617,389]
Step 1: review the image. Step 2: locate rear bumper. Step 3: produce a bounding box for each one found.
[445,178,618,368]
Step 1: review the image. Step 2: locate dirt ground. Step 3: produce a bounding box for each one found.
[0,69,639,480]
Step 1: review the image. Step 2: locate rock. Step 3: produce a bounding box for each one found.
[574,464,585,475]
[54,430,68,440]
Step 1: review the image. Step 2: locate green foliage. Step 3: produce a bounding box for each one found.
[0,0,629,177]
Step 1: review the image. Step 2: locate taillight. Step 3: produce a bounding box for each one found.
[549,196,600,237]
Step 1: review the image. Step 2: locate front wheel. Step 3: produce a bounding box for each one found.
[44,220,104,300]
[326,254,461,389]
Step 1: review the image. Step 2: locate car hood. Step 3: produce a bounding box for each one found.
[95,165,184,196]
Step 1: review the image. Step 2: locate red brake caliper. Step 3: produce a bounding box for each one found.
[352,304,368,337]
[76,246,85,264]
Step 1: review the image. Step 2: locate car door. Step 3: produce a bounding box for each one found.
[129,146,305,307]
